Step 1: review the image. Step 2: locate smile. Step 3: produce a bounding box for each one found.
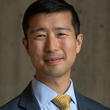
[44,57,63,65]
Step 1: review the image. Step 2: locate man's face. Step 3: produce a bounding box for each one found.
[23,11,83,79]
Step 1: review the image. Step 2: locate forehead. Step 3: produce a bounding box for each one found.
[29,11,73,27]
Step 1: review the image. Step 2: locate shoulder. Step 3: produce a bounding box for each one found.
[0,95,21,110]
[84,95,109,110]
[76,91,110,110]
[0,82,40,110]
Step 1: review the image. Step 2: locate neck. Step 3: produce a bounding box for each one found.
[35,72,71,94]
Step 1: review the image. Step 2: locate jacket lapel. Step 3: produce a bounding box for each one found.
[18,82,41,110]
[75,90,89,110]
[18,81,91,110]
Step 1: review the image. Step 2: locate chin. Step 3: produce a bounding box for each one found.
[43,68,69,78]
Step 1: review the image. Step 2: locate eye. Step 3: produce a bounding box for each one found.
[56,33,68,38]
[37,34,46,37]
[57,33,67,36]
[34,34,46,39]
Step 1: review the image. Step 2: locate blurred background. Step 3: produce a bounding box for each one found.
[0,0,110,108]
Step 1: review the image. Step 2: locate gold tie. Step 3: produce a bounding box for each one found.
[52,95,71,110]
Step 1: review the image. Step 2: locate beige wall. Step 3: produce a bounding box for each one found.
[0,0,110,108]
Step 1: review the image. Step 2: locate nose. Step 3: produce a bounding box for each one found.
[45,33,59,53]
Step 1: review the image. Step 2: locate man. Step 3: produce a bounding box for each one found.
[0,0,109,110]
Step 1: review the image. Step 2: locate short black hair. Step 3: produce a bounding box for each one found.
[22,0,80,39]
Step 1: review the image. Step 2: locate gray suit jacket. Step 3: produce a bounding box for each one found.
[0,82,110,110]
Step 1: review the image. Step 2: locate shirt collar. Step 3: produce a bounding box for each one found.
[32,78,77,108]
[65,79,77,104]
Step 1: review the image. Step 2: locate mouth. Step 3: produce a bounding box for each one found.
[44,57,64,65]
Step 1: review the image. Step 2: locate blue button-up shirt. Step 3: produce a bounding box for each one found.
[32,78,78,110]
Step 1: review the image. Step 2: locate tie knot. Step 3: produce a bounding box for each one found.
[52,95,71,110]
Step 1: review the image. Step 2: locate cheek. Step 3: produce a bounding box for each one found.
[29,41,44,58]
[60,39,76,54]
[60,40,77,67]
[60,39,77,64]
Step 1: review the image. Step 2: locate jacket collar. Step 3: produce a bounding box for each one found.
[75,90,90,110]
[18,82,41,110]
[18,81,89,110]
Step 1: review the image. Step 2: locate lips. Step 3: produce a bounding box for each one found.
[46,57,62,63]
[44,56,64,64]
[44,52,65,65]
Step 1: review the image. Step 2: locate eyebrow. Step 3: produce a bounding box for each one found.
[54,27,71,31]
[30,27,46,34]
[30,27,71,35]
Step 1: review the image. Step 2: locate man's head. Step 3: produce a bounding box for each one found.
[22,0,80,39]
[22,0,83,80]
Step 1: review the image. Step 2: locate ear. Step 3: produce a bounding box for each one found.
[76,33,83,54]
[22,37,30,56]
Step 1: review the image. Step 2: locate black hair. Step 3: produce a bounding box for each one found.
[22,0,80,39]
